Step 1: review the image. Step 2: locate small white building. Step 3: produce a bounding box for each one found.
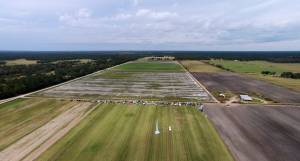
[240,95,253,101]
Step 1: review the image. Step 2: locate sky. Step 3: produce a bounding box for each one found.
[0,0,300,51]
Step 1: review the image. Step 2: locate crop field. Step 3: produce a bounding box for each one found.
[205,104,300,161]
[209,60,300,91]
[112,61,185,72]
[209,60,300,74]
[192,72,300,103]
[38,61,212,102]
[180,60,222,73]
[0,98,76,151]
[180,60,300,102]
[36,104,233,161]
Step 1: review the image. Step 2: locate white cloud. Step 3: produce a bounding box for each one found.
[77,8,91,18]
[132,0,141,6]
[59,8,93,26]
[135,9,178,20]
[1,0,300,50]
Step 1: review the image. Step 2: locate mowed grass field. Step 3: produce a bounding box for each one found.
[0,98,76,150]
[209,60,300,91]
[180,60,222,73]
[37,104,233,161]
[112,61,185,72]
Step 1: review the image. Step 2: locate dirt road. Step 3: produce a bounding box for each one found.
[0,102,94,161]
[205,104,300,161]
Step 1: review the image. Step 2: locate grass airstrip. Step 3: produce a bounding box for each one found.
[1,60,231,161]
[36,104,233,161]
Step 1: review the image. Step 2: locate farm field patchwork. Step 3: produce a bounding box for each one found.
[180,60,222,73]
[192,72,300,103]
[38,61,212,102]
[205,104,300,161]
[209,60,300,74]
[209,60,300,91]
[36,104,233,161]
[0,98,77,151]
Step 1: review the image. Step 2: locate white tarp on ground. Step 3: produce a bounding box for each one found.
[240,95,253,101]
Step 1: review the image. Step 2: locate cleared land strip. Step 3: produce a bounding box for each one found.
[205,104,300,161]
[0,102,93,161]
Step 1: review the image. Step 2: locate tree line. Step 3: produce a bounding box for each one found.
[0,54,139,99]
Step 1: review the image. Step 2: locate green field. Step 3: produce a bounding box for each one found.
[209,60,300,74]
[37,104,233,161]
[0,98,76,150]
[113,61,184,72]
[180,60,222,73]
[209,60,300,91]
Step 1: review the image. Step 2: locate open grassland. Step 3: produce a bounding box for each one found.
[180,60,222,73]
[0,98,76,150]
[36,104,233,161]
[209,60,300,74]
[112,61,185,72]
[251,74,300,92]
[5,59,38,66]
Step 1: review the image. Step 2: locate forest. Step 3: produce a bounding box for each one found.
[0,53,140,99]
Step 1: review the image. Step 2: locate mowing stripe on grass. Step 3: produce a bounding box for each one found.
[36,105,233,161]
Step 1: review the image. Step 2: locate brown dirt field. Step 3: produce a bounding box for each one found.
[192,72,300,103]
[0,102,93,161]
[205,104,300,161]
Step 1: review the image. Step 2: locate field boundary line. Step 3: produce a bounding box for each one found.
[177,61,220,103]
[0,61,132,105]
[21,103,97,161]
[0,102,96,161]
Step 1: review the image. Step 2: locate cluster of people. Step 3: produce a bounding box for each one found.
[70,98,203,108]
